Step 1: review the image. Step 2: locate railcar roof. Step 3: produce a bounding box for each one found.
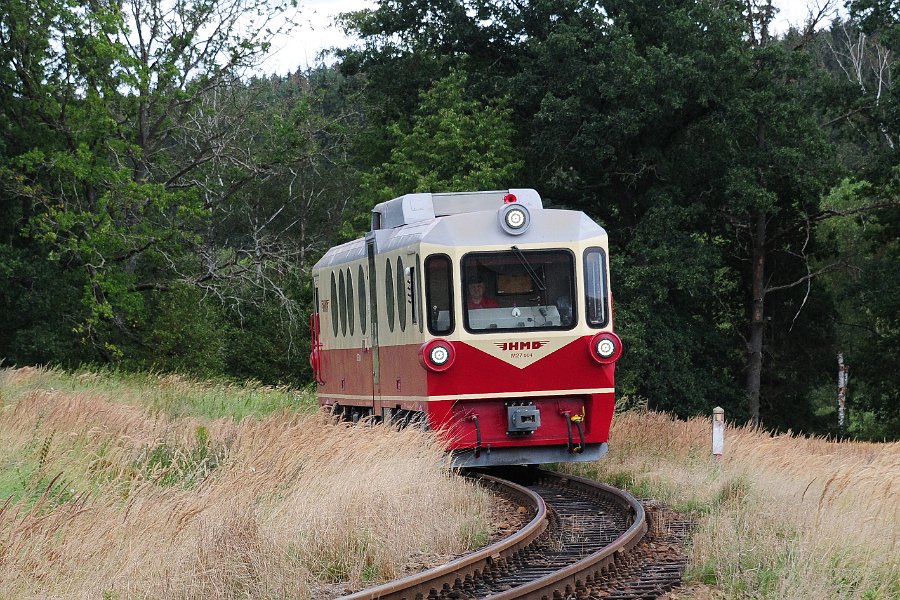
[371,188,543,230]
[314,237,365,270]
[422,208,606,248]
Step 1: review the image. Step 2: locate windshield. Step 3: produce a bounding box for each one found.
[462,250,576,332]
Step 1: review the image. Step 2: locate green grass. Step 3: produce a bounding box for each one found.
[136,426,226,488]
[0,456,79,510]
[0,365,317,420]
[597,470,658,499]
[0,455,38,505]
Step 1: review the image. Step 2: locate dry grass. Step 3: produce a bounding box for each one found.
[0,367,494,599]
[564,411,900,599]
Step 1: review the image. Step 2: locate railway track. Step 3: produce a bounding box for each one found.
[340,468,691,600]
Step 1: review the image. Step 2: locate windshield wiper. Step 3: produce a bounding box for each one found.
[511,245,546,292]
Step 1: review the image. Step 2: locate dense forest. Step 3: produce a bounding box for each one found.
[1,0,897,439]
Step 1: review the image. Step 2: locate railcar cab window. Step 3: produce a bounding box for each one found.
[425,255,453,335]
[584,248,609,328]
[415,254,424,333]
[462,250,576,332]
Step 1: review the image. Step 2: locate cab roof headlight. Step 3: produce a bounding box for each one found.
[506,208,526,228]
[420,339,456,372]
[499,203,531,235]
[589,332,622,365]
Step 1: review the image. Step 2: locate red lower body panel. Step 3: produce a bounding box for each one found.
[317,336,616,464]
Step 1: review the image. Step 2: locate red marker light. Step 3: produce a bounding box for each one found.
[503,193,517,203]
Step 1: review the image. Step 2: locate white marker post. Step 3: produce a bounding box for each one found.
[837,353,848,437]
[712,407,725,462]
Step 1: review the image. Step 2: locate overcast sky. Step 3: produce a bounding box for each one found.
[258,0,374,74]
[258,0,842,75]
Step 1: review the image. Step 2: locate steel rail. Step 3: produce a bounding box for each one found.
[488,471,647,600]
[339,474,548,600]
[340,470,648,600]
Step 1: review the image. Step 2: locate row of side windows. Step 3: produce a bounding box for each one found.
[330,266,368,338]
[328,255,423,339]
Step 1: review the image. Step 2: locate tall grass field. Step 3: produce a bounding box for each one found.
[0,367,494,598]
[1,367,897,599]
[564,410,899,599]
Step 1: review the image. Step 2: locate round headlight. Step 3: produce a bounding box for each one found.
[499,203,531,235]
[589,332,623,364]
[420,339,456,372]
[596,338,616,358]
[430,345,450,365]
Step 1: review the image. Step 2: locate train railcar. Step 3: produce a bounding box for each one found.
[309,189,622,467]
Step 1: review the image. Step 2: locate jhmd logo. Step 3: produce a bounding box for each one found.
[473,337,561,368]
[495,340,549,351]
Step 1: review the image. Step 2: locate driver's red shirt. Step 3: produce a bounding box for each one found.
[467,297,499,309]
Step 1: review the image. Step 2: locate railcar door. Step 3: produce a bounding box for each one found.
[366,236,380,404]
[347,260,373,414]
[310,281,324,385]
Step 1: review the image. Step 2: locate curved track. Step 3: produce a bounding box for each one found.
[340,468,662,600]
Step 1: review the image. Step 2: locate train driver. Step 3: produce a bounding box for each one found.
[467,275,499,309]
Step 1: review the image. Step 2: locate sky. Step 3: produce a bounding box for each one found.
[258,0,375,74]
[258,0,843,74]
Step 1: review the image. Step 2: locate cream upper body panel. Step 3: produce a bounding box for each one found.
[312,193,612,352]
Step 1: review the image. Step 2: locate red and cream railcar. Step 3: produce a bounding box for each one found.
[309,189,622,467]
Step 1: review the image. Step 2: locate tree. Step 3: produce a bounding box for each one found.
[809,2,900,437]
[342,69,523,237]
[338,0,849,428]
[0,0,368,386]
[720,1,838,426]
[815,177,900,438]
[0,0,354,374]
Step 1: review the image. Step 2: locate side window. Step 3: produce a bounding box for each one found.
[385,258,395,333]
[339,269,347,337]
[425,254,453,335]
[396,256,406,332]
[330,272,339,337]
[584,248,609,328]
[358,265,367,335]
[346,268,355,336]
[314,286,320,321]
